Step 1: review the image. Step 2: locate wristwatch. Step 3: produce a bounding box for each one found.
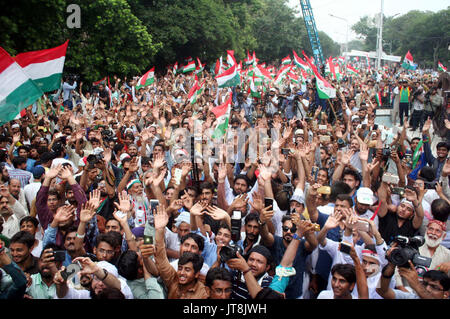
[100,268,108,281]
[292,233,301,240]
[258,220,266,227]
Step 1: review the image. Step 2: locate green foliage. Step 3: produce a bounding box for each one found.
[0,0,341,79]
[352,7,450,68]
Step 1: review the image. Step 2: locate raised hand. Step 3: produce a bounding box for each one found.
[114,190,132,213]
[441,158,450,177]
[58,166,73,180]
[128,157,140,173]
[231,194,249,210]
[54,205,76,225]
[46,165,63,179]
[152,167,167,186]
[218,163,227,182]
[180,190,194,210]
[259,205,274,224]
[359,143,369,162]
[89,189,101,210]
[205,206,229,221]
[152,153,166,170]
[249,192,264,213]
[422,117,432,133]
[325,210,344,229]
[154,205,169,230]
[80,201,97,223]
[190,200,208,216]
[103,148,112,163]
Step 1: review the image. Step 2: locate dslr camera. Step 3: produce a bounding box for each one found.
[86,153,103,165]
[387,235,432,268]
[219,211,243,263]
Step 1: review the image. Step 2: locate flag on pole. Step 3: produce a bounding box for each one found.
[211,93,232,139]
[250,74,261,98]
[135,67,155,90]
[92,77,107,87]
[402,51,417,70]
[195,58,205,74]
[227,50,236,67]
[281,56,291,65]
[327,57,336,80]
[173,62,179,74]
[347,64,358,76]
[13,40,68,93]
[0,47,43,124]
[375,91,382,107]
[304,54,335,99]
[274,65,291,85]
[215,64,240,88]
[183,60,196,73]
[244,50,254,65]
[188,77,204,104]
[438,61,447,72]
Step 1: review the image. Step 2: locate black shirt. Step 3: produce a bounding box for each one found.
[379,211,419,245]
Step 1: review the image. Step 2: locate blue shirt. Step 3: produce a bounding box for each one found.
[268,236,311,299]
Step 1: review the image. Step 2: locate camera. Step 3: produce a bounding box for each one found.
[391,187,405,197]
[219,211,243,263]
[337,138,346,148]
[382,147,391,159]
[424,181,437,190]
[387,235,432,268]
[53,250,66,262]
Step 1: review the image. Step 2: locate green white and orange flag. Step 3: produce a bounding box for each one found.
[274,65,290,85]
[438,61,447,72]
[195,58,205,74]
[188,77,205,104]
[347,64,358,76]
[304,53,335,99]
[287,71,299,84]
[215,64,240,88]
[211,93,232,139]
[227,50,237,67]
[13,40,68,93]
[0,47,43,124]
[375,91,382,107]
[281,56,291,65]
[136,67,155,90]
[254,64,272,82]
[183,60,196,73]
[250,74,261,98]
[293,50,311,73]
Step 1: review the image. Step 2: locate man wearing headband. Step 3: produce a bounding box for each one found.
[378,185,424,245]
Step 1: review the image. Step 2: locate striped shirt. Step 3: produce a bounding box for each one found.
[231,271,273,299]
[7,168,33,188]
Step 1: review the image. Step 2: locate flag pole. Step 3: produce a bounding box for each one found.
[327,99,338,122]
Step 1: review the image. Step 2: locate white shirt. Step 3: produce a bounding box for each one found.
[1,214,20,238]
[164,227,180,263]
[24,182,42,209]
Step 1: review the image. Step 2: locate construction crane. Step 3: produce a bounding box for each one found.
[299,0,325,69]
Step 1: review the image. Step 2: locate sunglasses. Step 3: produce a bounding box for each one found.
[282,226,297,233]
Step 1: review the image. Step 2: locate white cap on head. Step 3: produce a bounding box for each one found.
[356,187,375,205]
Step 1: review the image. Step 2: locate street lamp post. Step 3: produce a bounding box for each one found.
[329,14,349,71]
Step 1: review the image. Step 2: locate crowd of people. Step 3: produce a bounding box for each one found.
[0,56,449,300]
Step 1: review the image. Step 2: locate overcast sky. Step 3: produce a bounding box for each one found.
[288,0,449,44]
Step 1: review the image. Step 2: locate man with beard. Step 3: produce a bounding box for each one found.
[377,185,424,245]
[260,213,318,299]
[221,173,259,207]
[354,187,378,228]
[9,231,40,276]
[0,185,28,238]
[0,162,10,184]
[54,257,133,299]
[8,178,27,213]
[25,244,62,299]
[394,219,450,292]
[124,178,149,228]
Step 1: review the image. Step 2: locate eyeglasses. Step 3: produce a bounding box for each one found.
[282,226,297,233]
[98,248,114,256]
[422,281,444,292]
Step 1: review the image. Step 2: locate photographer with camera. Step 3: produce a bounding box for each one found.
[62,76,77,111]
[409,81,425,132]
[377,242,450,299]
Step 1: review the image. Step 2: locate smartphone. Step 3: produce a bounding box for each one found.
[339,242,352,255]
[391,187,405,196]
[356,220,370,232]
[264,197,273,208]
[320,135,331,143]
[281,148,290,156]
[150,199,159,213]
[319,124,327,130]
[53,250,66,262]
[61,261,82,281]
[174,168,182,185]
[373,124,378,130]
[143,235,153,245]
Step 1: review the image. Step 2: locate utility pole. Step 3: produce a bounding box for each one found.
[376,0,384,70]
